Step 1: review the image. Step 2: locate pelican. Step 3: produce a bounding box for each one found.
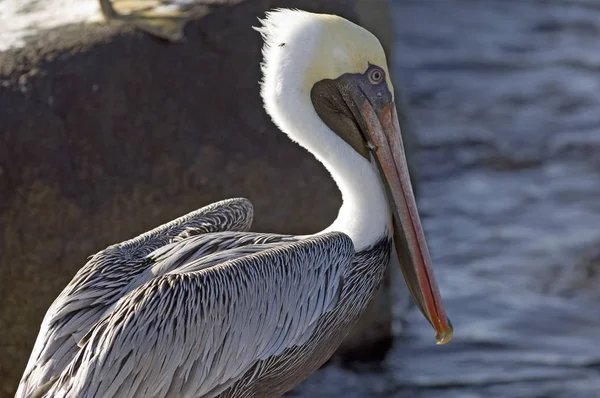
[17,9,452,398]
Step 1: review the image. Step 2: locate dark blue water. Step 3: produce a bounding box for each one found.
[294,1,600,396]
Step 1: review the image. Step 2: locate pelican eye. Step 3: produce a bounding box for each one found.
[367,67,384,85]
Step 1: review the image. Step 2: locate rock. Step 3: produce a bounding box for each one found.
[0,0,416,395]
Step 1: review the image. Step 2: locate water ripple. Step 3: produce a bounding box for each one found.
[293,0,600,396]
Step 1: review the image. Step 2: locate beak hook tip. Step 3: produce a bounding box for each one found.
[434,319,454,345]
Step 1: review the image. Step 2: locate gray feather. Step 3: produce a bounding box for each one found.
[18,196,391,398]
[43,233,353,398]
[17,198,254,398]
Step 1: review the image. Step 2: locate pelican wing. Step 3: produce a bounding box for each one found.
[18,198,254,398]
[44,232,353,398]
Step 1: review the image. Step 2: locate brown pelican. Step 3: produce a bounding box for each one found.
[17,9,452,398]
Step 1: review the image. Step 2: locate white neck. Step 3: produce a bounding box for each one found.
[260,52,391,250]
[316,142,392,251]
[274,97,391,251]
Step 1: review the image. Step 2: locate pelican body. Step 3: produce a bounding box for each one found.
[17,9,452,398]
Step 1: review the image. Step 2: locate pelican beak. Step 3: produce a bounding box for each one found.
[360,100,453,345]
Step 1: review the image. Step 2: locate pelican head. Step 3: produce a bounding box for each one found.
[256,9,452,344]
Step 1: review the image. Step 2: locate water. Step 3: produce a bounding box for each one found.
[293,0,600,396]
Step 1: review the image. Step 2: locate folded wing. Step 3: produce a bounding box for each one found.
[18,198,254,398]
[43,232,354,398]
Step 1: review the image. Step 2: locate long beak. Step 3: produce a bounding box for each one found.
[360,100,453,345]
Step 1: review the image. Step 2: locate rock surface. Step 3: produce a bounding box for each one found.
[0,1,409,396]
